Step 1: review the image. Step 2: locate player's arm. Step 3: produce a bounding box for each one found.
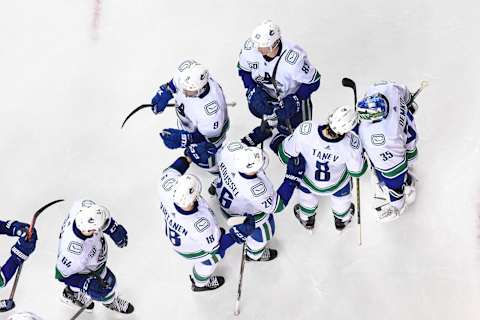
[345,133,368,177]
[277,123,307,163]
[151,79,176,114]
[292,55,321,99]
[1,221,37,288]
[237,39,256,90]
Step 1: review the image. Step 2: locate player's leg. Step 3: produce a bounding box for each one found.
[97,267,134,314]
[376,170,408,222]
[245,214,277,261]
[330,180,354,230]
[293,186,318,230]
[190,256,225,292]
[405,111,418,204]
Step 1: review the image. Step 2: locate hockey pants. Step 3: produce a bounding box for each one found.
[246,214,276,260]
[296,180,353,222]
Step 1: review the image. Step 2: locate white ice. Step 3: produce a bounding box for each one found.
[0,0,479,319]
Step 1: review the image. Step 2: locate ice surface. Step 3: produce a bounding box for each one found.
[0,0,479,319]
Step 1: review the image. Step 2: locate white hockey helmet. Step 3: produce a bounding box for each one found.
[174,60,209,97]
[8,312,43,320]
[173,174,202,208]
[75,203,110,233]
[251,20,281,49]
[234,146,265,175]
[328,105,359,135]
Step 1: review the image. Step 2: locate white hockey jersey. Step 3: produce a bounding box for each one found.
[215,142,283,226]
[238,39,320,100]
[172,77,229,147]
[358,81,415,179]
[158,168,222,261]
[56,200,109,279]
[279,121,367,195]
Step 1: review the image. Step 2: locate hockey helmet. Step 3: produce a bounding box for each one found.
[234,146,265,175]
[357,94,389,122]
[173,174,202,208]
[328,105,358,135]
[174,60,209,97]
[8,312,44,320]
[251,20,281,49]
[75,203,110,234]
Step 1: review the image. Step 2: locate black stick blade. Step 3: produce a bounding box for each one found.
[0,299,15,312]
[342,77,356,90]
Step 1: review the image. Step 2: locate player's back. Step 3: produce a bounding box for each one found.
[158,169,220,258]
[216,142,276,223]
[358,82,409,171]
[284,121,357,195]
[57,200,108,277]
[174,77,229,147]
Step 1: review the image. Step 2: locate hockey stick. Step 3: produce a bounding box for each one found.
[0,199,64,312]
[234,243,247,316]
[121,102,237,129]
[341,77,362,245]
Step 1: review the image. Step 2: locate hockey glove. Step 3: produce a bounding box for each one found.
[276,180,297,206]
[184,142,217,169]
[11,231,37,264]
[276,94,301,121]
[5,220,30,237]
[151,81,174,114]
[246,86,274,118]
[229,215,256,244]
[82,272,115,301]
[160,128,191,149]
[285,155,306,184]
[241,124,273,147]
[104,219,128,248]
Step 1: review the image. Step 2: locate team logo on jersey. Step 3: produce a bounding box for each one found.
[371,134,386,146]
[247,61,258,70]
[204,101,219,115]
[67,241,83,255]
[251,182,267,197]
[350,135,360,149]
[194,218,210,233]
[162,178,176,191]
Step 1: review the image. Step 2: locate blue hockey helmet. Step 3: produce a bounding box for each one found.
[356,94,389,122]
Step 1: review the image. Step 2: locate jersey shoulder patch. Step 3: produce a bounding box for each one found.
[243,38,255,51]
[284,49,300,65]
[204,101,219,116]
[194,217,210,233]
[250,182,267,197]
[161,177,177,192]
[298,121,313,135]
[349,133,360,149]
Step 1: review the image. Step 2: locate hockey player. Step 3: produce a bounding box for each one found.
[214,141,305,261]
[237,20,321,150]
[357,81,418,222]
[55,200,133,314]
[151,59,229,169]
[278,105,368,230]
[158,156,256,291]
[0,220,37,288]
[7,312,43,320]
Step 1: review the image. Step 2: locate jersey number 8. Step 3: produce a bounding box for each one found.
[315,161,330,182]
[165,224,181,247]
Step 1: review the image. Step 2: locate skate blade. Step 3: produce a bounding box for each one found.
[60,297,93,313]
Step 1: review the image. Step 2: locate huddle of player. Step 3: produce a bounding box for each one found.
[1,20,419,319]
